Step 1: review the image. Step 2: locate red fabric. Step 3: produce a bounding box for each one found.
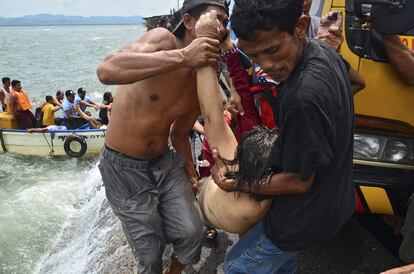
[200,49,262,178]
[250,84,278,129]
[226,49,262,140]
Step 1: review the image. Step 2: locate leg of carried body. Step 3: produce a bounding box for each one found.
[196,55,237,161]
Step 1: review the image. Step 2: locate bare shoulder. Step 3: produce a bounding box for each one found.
[120,28,178,53]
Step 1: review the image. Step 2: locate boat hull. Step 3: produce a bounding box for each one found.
[0,129,105,157]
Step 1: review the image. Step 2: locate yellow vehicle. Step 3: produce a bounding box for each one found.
[311,0,414,226]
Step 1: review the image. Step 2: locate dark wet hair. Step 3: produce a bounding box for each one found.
[103,92,112,102]
[223,126,281,194]
[56,90,63,96]
[2,77,10,84]
[231,0,304,40]
[11,80,21,88]
[45,95,53,102]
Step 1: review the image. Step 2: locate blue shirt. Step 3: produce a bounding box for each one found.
[74,96,93,112]
[62,99,78,119]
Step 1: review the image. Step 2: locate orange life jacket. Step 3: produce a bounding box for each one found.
[16,90,32,111]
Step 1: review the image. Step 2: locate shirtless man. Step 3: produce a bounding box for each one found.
[0,77,11,112]
[96,1,229,273]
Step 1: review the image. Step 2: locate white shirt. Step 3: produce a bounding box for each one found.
[47,125,67,131]
[1,87,11,104]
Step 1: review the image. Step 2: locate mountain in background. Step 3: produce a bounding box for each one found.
[0,14,144,26]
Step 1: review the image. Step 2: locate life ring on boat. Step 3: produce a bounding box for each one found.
[64,135,87,158]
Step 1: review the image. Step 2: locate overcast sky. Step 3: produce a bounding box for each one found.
[0,0,189,17]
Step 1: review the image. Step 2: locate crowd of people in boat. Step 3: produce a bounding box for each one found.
[0,77,113,130]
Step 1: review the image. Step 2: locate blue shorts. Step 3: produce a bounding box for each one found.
[224,220,298,274]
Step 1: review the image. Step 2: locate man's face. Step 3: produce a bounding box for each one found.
[68,95,75,102]
[79,92,85,100]
[3,80,10,88]
[238,27,304,82]
[14,83,22,92]
[57,94,64,100]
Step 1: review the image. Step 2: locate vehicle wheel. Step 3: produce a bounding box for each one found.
[64,135,87,158]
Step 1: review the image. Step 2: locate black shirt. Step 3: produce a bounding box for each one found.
[99,100,110,125]
[264,39,356,251]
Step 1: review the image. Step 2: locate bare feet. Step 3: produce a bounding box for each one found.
[162,254,186,274]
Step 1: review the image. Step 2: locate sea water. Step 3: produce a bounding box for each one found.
[0,24,146,273]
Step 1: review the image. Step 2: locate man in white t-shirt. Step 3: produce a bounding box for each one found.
[0,77,11,112]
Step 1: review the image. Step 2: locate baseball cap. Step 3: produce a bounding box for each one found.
[77,87,86,94]
[65,89,75,97]
[172,0,229,36]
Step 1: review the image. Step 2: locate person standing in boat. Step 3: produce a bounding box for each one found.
[9,80,36,129]
[96,0,229,273]
[98,92,113,125]
[0,77,11,112]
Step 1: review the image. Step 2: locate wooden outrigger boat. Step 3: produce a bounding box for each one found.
[0,112,105,158]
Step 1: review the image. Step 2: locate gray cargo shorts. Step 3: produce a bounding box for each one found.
[99,145,203,274]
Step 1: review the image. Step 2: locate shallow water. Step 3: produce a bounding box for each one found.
[0,24,146,273]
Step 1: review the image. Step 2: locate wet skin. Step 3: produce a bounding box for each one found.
[237,16,309,83]
[102,6,228,160]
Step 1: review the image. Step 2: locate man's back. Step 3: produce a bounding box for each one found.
[42,103,55,126]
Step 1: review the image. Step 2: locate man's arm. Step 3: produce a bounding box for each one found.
[78,100,100,110]
[65,106,81,120]
[381,34,414,85]
[349,66,365,94]
[53,98,62,107]
[9,93,18,116]
[97,28,220,85]
[170,109,200,190]
[211,149,314,194]
[52,105,61,112]
[107,104,112,121]
[73,104,89,120]
[193,120,204,135]
[0,90,5,111]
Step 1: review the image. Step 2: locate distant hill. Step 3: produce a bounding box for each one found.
[0,14,144,26]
